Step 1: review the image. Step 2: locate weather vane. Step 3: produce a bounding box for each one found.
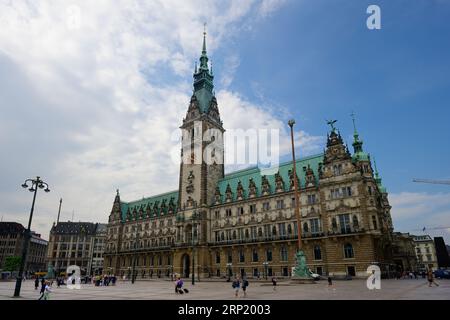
[326,119,337,133]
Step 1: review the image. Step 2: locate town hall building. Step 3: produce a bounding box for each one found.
[103,32,396,280]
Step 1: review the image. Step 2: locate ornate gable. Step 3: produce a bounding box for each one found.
[248,178,257,198]
[261,175,271,195]
[236,181,245,200]
[225,183,233,203]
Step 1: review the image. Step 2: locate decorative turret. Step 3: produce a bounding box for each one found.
[351,112,370,162]
[374,159,387,193]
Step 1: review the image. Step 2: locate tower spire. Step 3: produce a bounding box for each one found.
[202,22,207,55]
[351,111,363,153]
[192,24,214,113]
[199,22,209,71]
[373,157,387,193]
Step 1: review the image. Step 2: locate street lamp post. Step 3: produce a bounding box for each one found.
[288,120,312,281]
[14,176,50,297]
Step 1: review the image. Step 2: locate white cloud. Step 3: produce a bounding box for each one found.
[258,0,288,17]
[0,0,307,240]
[390,192,450,243]
[220,54,240,88]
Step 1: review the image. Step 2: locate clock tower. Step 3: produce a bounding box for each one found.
[178,29,225,213]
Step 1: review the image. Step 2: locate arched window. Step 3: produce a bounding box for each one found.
[344,243,354,259]
[245,229,250,238]
[313,245,322,260]
[287,224,292,235]
[303,222,309,233]
[221,232,225,241]
[232,230,237,240]
[258,227,263,237]
[272,226,277,236]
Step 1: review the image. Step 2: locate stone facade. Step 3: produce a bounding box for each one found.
[103,33,397,280]
[413,234,438,271]
[391,232,418,273]
[47,222,107,276]
[0,222,48,274]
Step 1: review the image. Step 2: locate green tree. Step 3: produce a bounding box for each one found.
[3,256,22,272]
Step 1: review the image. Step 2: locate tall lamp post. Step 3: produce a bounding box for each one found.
[14,176,50,297]
[288,120,312,281]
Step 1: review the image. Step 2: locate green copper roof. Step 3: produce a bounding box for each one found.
[350,113,370,162]
[352,151,370,162]
[193,30,214,113]
[373,159,387,193]
[216,154,324,203]
[120,190,178,221]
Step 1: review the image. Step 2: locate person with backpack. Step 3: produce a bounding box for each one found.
[232,276,241,298]
[242,277,249,297]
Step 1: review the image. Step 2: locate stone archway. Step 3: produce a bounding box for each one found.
[182,254,190,278]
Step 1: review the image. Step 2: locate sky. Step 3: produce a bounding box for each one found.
[0,0,449,243]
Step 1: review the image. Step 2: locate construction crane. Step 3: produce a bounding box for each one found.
[413,179,450,185]
[413,226,450,232]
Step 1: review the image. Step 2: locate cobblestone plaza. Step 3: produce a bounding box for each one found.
[1,279,449,300]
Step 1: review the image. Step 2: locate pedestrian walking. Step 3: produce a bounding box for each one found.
[232,276,241,298]
[39,278,46,300]
[427,270,439,287]
[42,281,52,300]
[271,276,277,291]
[242,277,249,297]
[34,277,39,290]
[38,279,46,300]
[175,276,184,294]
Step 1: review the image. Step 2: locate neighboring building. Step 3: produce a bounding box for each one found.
[89,223,107,275]
[412,234,437,271]
[392,232,418,273]
[47,222,107,276]
[104,32,396,280]
[434,237,450,269]
[0,222,48,274]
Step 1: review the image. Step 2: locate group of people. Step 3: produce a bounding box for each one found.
[93,274,117,286]
[231,276,252,297]
[394,269,440,287]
